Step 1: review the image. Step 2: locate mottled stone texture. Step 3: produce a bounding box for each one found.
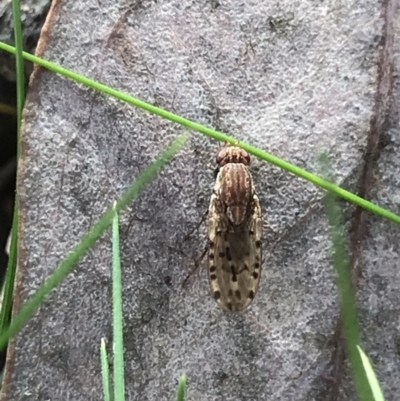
[1,1,400,400]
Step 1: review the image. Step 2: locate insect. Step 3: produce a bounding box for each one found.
[207,143,262,312]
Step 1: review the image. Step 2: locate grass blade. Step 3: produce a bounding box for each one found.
[112,204,125,401]
[100,338,112,401]
[11,0,25,121]
[357,345,385,401]
[0,0,25,340]
[176,374,186,401]
[0,134,188,350]
[0,42,399,225]
[319,153,373,401]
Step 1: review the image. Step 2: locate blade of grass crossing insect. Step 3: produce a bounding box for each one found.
[0,134,188,351]
[319,153,374,401]
[100,338,112,401]
[0,0,26,339]
[0,41,399,225]
[357,345,386,401]
[176,374,186,401]
[112,205,125,401]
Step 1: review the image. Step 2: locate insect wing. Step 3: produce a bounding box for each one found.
[207,167,262,312]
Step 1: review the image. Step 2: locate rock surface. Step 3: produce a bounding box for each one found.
[1,0,400,400]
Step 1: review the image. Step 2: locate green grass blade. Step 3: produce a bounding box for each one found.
[319,154,373,401]
[357,345,385,401]
[0,212,18,334]
[0,134,188,350]
[111,204,125,401]
[11,0,25,121]
[176,374,186,401]
[100,338,112,401]
[0,0,25,339]
[0,42,399,225]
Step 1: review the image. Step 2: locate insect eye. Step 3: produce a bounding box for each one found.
[216,154,224,166]
[216,147,228,166]
[238,150,251,165]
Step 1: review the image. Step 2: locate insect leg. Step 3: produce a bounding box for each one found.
[181,243,208,288]
[181,210,208,243]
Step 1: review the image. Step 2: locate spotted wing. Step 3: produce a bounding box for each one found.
[207,188,262,312]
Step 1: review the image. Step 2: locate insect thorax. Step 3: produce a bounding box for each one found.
[217,163,254,226]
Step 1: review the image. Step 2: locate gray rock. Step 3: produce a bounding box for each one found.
[2,0,400,400]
